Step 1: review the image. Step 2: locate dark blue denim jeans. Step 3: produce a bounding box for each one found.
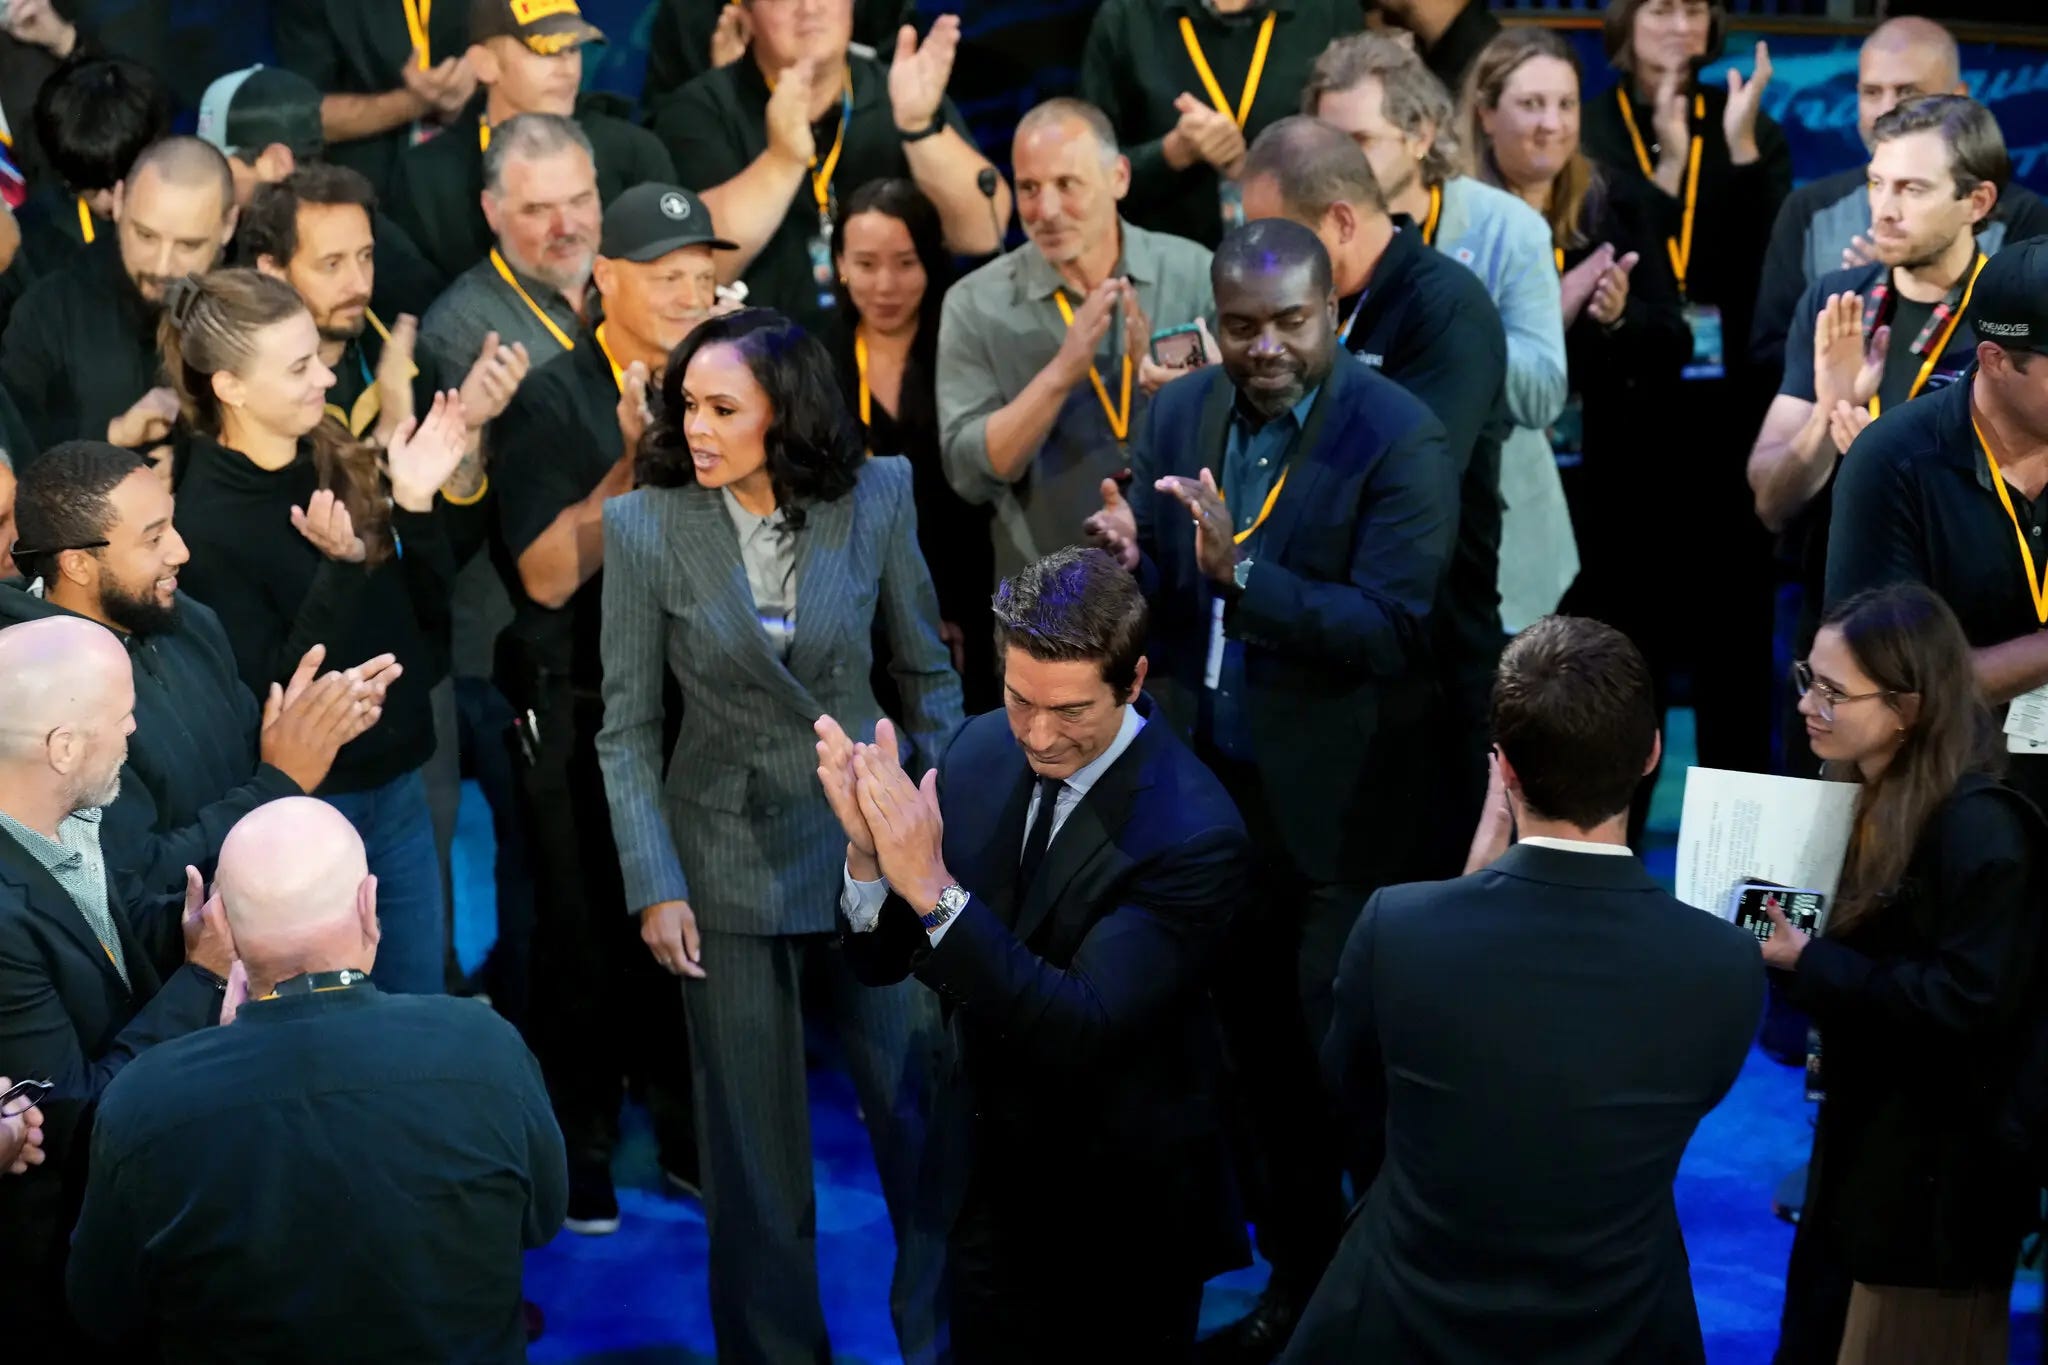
[322,768,446,995]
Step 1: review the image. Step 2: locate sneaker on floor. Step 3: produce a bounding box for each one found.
[564,1162,620,1235]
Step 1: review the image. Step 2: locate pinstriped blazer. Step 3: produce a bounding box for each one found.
[596,454,965,937]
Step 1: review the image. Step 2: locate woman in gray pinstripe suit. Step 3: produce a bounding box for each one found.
[596,309,961,1365]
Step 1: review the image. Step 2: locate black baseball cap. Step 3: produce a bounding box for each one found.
[469,0,606,54]
[196,66,325,163]
[600,184,738,262]
[1969,237,2048,356]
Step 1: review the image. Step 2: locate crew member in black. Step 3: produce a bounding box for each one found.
[490,183,733,1231]
[389,0,674,282]
[642,0,912,118]
[1826,239,2048,817]
[654,1,1007,332]
[1,137,236,463]
[271,0,476,197]
[165,269,471,999]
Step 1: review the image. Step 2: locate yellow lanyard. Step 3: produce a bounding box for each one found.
[854,326,872,430]
[1419,183,1442,246]
[767,66,851,223]
[76,196,94,244]
[1178,11,1276,129]
[1554,246,1565,275]
[1052,289,1132,442]
[1226,466,1290,546]
[1978,413,2048,624]
[403,0,433,68]
[1616,88,1703,296]
[478,118,491,153]
[327,310,419,435]
[1869,253,1987,418]
[593,322,624,392]
[490,249,577,352]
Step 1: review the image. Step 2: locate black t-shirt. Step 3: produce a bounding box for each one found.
[1825,372,2048,811]
[651,53,977,334]
[642,0,913,116]
[492,333,621,688]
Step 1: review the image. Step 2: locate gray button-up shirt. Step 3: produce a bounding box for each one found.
[419,250,584,377]
[0,806,128,987]
[937,219,1215,581]
[722,488,796,661]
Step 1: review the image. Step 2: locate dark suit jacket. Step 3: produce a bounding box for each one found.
[0,830,220,1325]
[840,699,1253,1280]
[1130,356,1458,883]
[1286,844,1762,1365]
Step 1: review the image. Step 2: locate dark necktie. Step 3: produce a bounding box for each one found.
[1016,775,1065,897]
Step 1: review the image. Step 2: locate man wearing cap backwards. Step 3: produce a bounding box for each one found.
[197,63,445,319]
[389,0,676,282]
[1828,236,2048,820]
[487,181,737,1235]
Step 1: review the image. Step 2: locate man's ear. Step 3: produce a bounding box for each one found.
[1110,154,1133,203]
[255,144,296,183]
[219,205,240,249]
[468,41,501,87]
[1125,655,1149,704]
[54,545,98,591]
[1644,729,1664,778]
[110,178,128,223]
[358,876,382,953]
[254,253,289,283]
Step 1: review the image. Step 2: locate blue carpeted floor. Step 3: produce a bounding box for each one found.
[451,709,2041,1362]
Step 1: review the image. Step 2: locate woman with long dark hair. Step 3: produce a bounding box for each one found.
[829,177,995,708]
[595,307,960,1362]
[1765,583,2045,1363]
[163,269,469,996]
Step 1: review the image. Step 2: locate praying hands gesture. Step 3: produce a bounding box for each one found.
[852,720,953,916]
[1155,467,1239,585]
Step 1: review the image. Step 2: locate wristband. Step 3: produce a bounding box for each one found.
[898,114,945,143]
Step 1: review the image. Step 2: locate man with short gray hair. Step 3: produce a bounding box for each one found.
[419,111,600,376]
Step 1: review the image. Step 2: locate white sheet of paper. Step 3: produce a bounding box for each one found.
[1203,597,1226,690]
[1673,767,1859,918]
[2004,685,2048,753]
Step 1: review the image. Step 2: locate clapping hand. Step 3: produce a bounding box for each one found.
[1166,94,1247,177]
[0,1079,45,1176]
[1051,278,1126,389]
[765,57,821,167]
[400,50,477,122]
[852,720,952,914]
[1083,476,1140,571]
[889,16,960,134]
[1649,69,1691,197]
[1586,251,1639,327]
[1841,233,1876,271]
[814,713,880,871]
[617,361,654,458]
[386,390,470,512]
[291,488,367,564]
[1560,243,1617,327]
[1723,42,1774,165]
[1812,293,1885,414]
[458,331,531,428]
[180,866,235,979]
[372,312,419,447]
[1462,752,1514,875]
[1828,400,1874,456]
[1154,467,1238,585]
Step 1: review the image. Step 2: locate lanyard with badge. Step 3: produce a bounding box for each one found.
[1616,88,1719,380]
[766,65,853,315]
[1178,9,1274,231]
[1053,288,1132,445]
[1863,253,1987,417]
[1203,459,1291,689]
[402,0,437,146]
[490,248,578,352]
[1978,413,2048,755]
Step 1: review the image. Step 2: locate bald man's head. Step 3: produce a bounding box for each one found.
[217,798,378,987]
[0,617,135,814]
[113,137,238,306]
[1859,18,1966,149]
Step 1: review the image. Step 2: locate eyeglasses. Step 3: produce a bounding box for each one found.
[9,539,108,558]
[1792,660,1893,722]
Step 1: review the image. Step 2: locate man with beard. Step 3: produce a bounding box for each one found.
[0,614,236,1342]
[1086,219,1457,1363]
[0,136,238,461]
[420,113,599,381]
[1748,95,2008,774]
[0,441,396,896]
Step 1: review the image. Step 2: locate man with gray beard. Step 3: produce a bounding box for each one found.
[0,615,235,1341]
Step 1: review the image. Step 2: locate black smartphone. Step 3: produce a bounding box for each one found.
[0,1078,51,1113]
[1149,324,1206,371]
[1733,885,1827,942]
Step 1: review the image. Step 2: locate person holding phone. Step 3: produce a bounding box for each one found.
[1765,582,2047,1364]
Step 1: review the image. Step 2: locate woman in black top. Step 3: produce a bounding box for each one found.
[1765,584,2046,1364]
[828,177,995,708]
[162,269,469,996]
[1580,0,1791,778]
[1460,26,1691,841]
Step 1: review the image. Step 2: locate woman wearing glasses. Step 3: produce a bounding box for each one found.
[1765,582,2046,1365]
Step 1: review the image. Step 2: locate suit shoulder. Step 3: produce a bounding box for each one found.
[1139,721,1246,839]
[854,450,914,501]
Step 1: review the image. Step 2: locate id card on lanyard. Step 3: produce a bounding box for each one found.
[1178,12,1273,232]
[1204,466,1290,689]
[1616,89,1720,379]
[798,73,854,315]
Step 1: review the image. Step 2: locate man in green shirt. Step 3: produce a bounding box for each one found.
[389,0,676,281]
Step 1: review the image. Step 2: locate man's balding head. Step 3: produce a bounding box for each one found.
[0,618,135,815]
[113,137,239,306]
[217,798,379,990]
[1859,17,1966,150]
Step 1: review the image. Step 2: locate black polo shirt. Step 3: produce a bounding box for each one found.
[643,0,913,116]
[1341,218,1511,684]
[492,331,621,688]
[388,94,678,281]
[1826,371,2048,809]
[0,234,160,460]
[272,0,472,197]
[651,52,976,334]
[1078,0,1363,250]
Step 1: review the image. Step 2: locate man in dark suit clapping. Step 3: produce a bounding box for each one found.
[1286,616,1763,1364]
[815,546,1253,1362]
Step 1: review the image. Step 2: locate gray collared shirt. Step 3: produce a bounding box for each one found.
[936,219,1215,580]
[419,252,584,377]
[0,806,127,987]
[722,488,796,661]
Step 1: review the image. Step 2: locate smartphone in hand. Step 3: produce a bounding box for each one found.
[1150,324,1206,371]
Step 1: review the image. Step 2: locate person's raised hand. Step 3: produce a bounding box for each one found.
[5,0,78,58]
[1560,242,1616,326]
[261,667,371,793]
[1813,292,1882,412]
[1461,751,1515,875]
[386,390,471,512]
[1828,399,1874,456]
[617,360,654,458]
[1051,278,1123,389]
[852,728,950,911]
[290,489,368,564]
[1758,893,1809,970]
[1649,68,1690,196]
[1586,251,1639,328]
[180,866,235,979]
[459,332,530,428]
[888,15,960,134]
[1154,466,1237,584]
[1166,94,1246,175]
[107,387,180,449]
[1723,41,1773,165]
[372,312,420,446]
[711,2,753,67]
[1082,476,1140,571]
[641,900,706,979]
[814,714,879,863]
[1841,232,1876,271]
[0,1080,44,1176]
[765,58,821,168]
[279,644,328,713]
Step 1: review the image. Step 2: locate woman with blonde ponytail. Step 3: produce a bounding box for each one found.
[167,268,470,996]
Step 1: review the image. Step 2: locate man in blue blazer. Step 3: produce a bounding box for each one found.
[1089,217,1460,1354]
[816,547,1254,1362]
[1286,616,1762,1364]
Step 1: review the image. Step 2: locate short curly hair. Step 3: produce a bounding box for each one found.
[1302,33,1460,190]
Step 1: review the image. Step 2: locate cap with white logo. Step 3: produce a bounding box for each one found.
[1968,237,2048,356]
[599,183,738,263]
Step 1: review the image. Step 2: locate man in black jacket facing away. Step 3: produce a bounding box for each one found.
[0,614,234,1343]
[1,442,394,895]
[817,547,1253,1362]
[1285,616,1762,1364]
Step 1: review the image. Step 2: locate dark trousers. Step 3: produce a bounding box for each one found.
[1774,1192,1853,1364]
[515,682,695,1172]
[1203,749,1366,1299]
[454,677,535,1025]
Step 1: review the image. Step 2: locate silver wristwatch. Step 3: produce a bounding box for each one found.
[1232,558,1254,593]
[919,883,971,932]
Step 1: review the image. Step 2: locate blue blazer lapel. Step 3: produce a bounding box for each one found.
[670,488,824,722]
